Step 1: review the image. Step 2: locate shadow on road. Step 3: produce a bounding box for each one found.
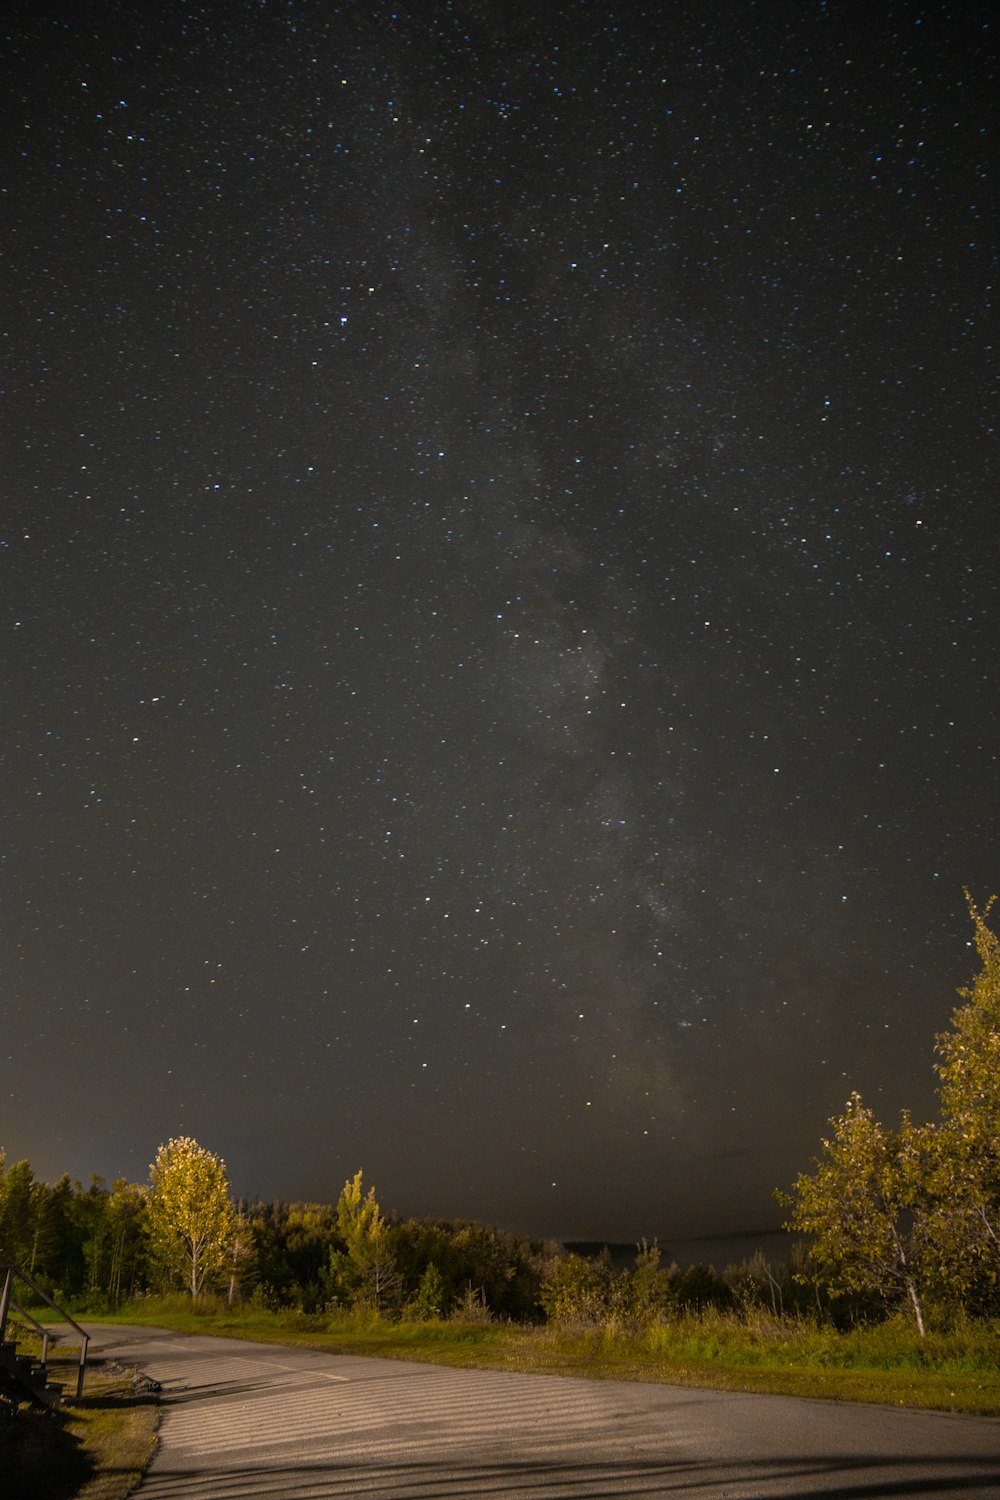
[133,1453,1000,1498]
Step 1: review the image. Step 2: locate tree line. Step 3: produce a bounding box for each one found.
[3,894,997,1334]
[0,1142,764,1323]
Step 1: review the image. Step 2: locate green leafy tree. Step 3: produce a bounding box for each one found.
[0,1156,39,1269]
[242,1202,297,1306]
[105,1178,149,1305]
[281,1203,340,1307]
[446,1221,547,1320]
[625,1239,676,1323]
[146,1137,238,1299]
[409,1262,447,1320]
[924,892,1000,1311]
[538,1251,613,1327]
[73,1176,114,1301]
[31,1173,82,1294]
[781,1093,930,1336]
[328,1171,399,1311]
[391,1219,459,1306]
[69,1176,148,1307]
[383,1216,551,1321]
[723,1249,788,1319]
[224,1214,255,1308]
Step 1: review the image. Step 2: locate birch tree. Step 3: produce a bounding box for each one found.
[781,1093,930,1335]
[147,1137,238,1299]
[925,892,1000,1310]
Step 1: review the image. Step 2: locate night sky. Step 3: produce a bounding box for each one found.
[3,1,997,1248]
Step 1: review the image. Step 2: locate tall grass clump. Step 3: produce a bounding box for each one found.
[639,1307,1000,1377]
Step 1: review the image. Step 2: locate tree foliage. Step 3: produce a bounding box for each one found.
[326,1170,399,1311]
[924,892,1000,1309]
[781,1095,930,1335]
[146,1137,238,1299]
[1,1143,795,1331]
[539,1251,614,1327]
[0,1155,39,1269]
[783,891,1000,1330]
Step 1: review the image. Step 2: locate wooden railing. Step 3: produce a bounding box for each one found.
[0,1262,90,1401]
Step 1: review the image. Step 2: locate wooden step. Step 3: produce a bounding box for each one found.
[0,1343,65,1408]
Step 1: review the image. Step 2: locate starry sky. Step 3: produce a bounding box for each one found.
[2,1,997,1248]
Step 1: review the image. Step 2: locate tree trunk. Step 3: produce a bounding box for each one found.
[904,1276,926,1338]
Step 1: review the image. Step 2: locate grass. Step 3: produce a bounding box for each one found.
[87,1297,1000,1416]
[0,1332,159,1500]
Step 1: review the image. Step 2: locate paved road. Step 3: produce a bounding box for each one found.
[83,1323,1000,1498]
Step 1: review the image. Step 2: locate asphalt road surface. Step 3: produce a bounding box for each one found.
[82,1323,1000,1499]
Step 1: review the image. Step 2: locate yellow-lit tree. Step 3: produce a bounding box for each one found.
[925,893,1000,1310]
[327,1170,399,1311]
[147,1137,238,1299]
[781,1094,931,1335]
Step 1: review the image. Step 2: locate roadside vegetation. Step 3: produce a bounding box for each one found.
[2,891,998,1498]
[82,1292,1000,1415]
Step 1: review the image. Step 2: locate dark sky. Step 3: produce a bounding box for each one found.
[2,1,997,1246]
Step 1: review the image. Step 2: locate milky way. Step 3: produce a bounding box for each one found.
[2,1,996,1242]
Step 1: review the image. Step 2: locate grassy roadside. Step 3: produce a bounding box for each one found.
[0,1337,159,1500]
[88,1301,1000,1417]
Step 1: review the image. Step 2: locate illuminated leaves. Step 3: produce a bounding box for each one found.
[329,1169,400,1311]
[925,892,1000,1309]
[781,1095,930,1335]
[782,892,1000,1331]
[147,1136,238,1299]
